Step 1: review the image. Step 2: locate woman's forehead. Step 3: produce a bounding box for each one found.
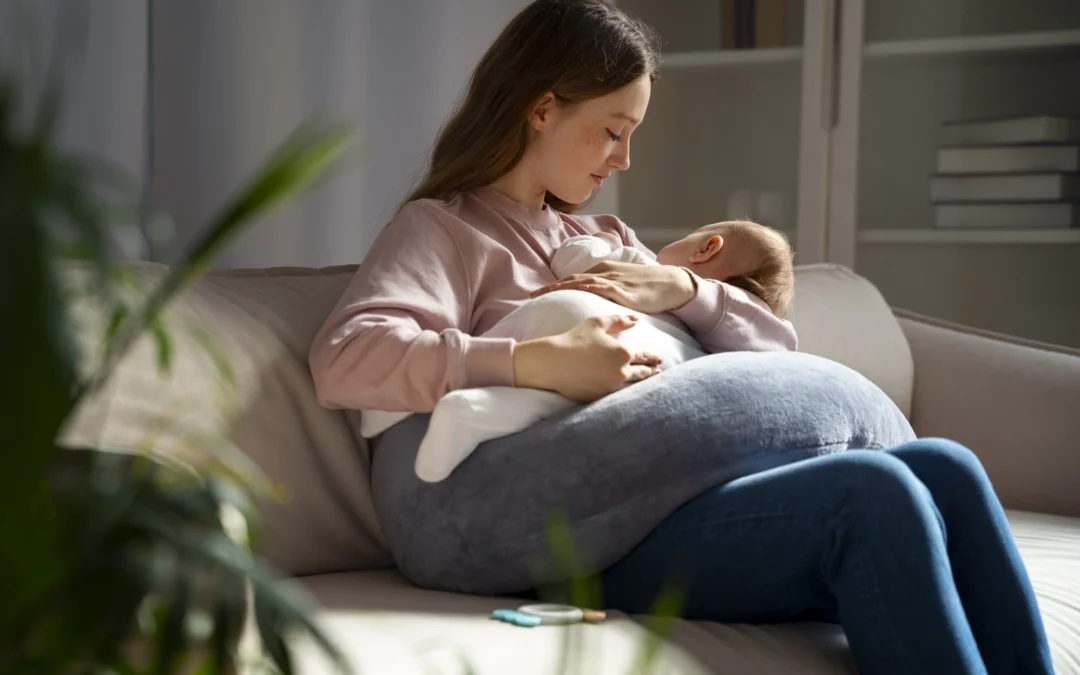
[590,76,651,121]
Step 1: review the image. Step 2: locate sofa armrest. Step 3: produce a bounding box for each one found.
[895,309,1080,518]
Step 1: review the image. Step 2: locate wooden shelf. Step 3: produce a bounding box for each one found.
[660,30,1080,69]
[858,229,1080,245]
[865,29,1080,60]
[663,47,802,69]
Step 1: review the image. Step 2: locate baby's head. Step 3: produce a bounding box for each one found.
[656,220,795,317]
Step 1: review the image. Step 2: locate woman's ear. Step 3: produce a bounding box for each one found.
[529,92,559,131]
[688,235,724,264]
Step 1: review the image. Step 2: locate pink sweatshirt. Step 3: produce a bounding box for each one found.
[309,185,798,412]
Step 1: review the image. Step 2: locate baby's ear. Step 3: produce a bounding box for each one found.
[688,235,723,264]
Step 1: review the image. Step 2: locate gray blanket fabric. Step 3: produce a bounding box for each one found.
[371,352,916,595]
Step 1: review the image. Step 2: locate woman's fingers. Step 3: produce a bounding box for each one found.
[623,364,662,382]
[632,351,662,366]
[593,313,638,334]
[531,273,617,298]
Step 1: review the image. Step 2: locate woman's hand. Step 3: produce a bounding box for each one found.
[513,314,663,402]
[530,261,696,314]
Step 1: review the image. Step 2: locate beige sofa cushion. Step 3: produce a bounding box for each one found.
[897,311,1080,518]
[64,263,391,576]
[789,264,914,418]
[292,510,1080,674]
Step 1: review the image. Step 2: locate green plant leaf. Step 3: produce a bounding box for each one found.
[152,572,194,675]
[254,592,293,675]
[105,305,130,353]
[148,316,173,377]
[131,511,350,675]
[0,114,82,642]
[631,583,686,675]
[203,566,246,675]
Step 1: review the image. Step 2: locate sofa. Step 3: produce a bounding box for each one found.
[67,262,1080,674]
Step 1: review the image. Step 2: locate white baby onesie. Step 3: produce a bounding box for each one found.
[549,233,654,274]
[361,234,706,482]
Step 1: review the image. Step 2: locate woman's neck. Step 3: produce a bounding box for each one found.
[488,166,547,208]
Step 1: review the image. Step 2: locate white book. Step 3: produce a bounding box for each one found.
[937,145,1080,174]
[940,116,1080,146]
[934,203,1080,229]
[930,173,1080,202]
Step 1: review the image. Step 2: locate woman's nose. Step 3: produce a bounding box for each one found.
[610,142,630,171]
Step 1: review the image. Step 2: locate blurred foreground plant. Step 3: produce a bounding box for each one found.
[0,10,352,674]
[536,512,686,675]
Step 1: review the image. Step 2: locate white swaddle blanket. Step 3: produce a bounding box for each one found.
[360,235,708,482]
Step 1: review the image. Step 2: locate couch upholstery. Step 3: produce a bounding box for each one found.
[66,262,1080,674]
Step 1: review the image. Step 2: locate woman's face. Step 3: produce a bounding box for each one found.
[530,75,651,205]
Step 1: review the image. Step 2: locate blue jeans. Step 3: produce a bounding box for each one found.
[600,439,1055,675]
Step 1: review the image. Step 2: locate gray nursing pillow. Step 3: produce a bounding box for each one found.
[371,349,917,595]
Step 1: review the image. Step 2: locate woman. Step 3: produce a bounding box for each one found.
[308,2,1054,673]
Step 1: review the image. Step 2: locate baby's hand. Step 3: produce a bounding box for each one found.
[593,232,622,249]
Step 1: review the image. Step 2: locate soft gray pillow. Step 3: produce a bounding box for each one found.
[371,351,917,595]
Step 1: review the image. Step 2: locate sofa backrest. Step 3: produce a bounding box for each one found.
[63,262,913,577]
[787,264,914,417]
[64,262,392,577]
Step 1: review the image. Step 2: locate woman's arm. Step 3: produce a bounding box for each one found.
[308,204,514,413]
[619,218,798,353]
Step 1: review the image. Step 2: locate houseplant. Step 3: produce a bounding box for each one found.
[0,13,352,675]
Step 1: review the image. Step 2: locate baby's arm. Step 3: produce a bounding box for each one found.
[551,233,652,277]
[550,235,618,277]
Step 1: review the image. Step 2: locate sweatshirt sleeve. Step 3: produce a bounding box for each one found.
[308,203,515,413]
[619,220,799,354]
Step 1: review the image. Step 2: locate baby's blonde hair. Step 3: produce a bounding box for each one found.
[719,220,795,318]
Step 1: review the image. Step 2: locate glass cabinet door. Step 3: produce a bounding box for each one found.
[832,0,1080,346]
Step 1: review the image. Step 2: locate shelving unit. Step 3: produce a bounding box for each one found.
[616,0,1080,347]
[662,29,1080,68]
[662,46,802,68]
[858,229,1080,245]
[865,28,1080,59]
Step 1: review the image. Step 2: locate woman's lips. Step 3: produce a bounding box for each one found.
[591,174,604,187]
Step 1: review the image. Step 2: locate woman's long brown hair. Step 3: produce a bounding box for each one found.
[402,0,660,214]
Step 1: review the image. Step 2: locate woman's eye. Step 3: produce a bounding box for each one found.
[606,129,623,143]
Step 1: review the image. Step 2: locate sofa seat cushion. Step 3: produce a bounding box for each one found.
[293,510,1080,674]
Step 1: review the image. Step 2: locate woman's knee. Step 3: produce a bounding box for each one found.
[821,451,945,541]
[828,451,932,512]
[887,438,989,486]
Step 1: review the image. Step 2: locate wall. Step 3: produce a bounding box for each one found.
[150,0,619,269]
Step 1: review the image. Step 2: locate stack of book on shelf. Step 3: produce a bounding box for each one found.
[720,0,787,49]
[930,115,1080,230]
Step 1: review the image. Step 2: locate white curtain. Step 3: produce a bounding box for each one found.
[2,0,149,257]
[20,0,620,268]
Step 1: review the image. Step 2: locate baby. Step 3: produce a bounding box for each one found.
[362,220,795,482]
[553,219,795,318]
